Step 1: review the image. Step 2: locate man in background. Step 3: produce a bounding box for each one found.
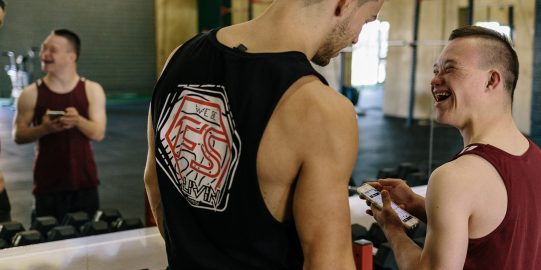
[13,29,106,223]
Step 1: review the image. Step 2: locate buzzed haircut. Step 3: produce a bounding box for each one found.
[52,29,81,61]
[0,0,5,10]
[449,25,519,101]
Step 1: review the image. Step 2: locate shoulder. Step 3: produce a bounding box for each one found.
[17,83,38,107]
[83,79,104,93]
[284,76,358,154]
[427,154,501,205]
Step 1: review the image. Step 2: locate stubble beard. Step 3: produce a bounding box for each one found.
[311,19,350,67]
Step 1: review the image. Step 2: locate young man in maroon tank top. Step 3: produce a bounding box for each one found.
[13,29,106,223]
[145,0,384,269]
[363,26,541,269]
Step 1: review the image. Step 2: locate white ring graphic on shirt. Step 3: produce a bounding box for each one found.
[156,85,241,212]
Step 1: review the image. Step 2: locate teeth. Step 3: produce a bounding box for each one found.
[433,91,451,101]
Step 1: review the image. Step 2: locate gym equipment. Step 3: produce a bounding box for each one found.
[351,223,368,241]
[367,223,387,248]
[80,221,110,236]
[352,239,373,270]
[93,208,121,224]
[31,216,58,237]
[62,211,90,232]
[0,221,25,244]
[405,171,429,187]
[396,162,419,179]
[377,168,398,179]
[111,217,144,232]
[47,225,78,241]
[12,230,43,247]
[374,242,398,270]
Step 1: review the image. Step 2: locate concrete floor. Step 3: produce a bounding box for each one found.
[0,91,463,229]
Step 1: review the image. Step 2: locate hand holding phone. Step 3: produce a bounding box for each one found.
[47,110,65,121]
[355,183,419,229]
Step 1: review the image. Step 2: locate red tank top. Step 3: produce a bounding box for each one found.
[32,78,99,195]
[454,139,541,270]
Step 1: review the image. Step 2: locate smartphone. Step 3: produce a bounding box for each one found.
[355,183,419,229]
[47,110,65,120]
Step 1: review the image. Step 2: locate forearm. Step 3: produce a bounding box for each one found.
[76,116,105,141]
[13,125,49,144]
[384,226,425,270]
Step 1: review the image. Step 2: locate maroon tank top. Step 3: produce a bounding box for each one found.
[32,78,99,195]
[453,139,541,270]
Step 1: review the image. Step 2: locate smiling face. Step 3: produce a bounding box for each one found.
[430,38,491,128]
[311,0,384,66]
[39,34,77,73]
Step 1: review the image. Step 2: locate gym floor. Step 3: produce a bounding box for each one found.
[0,91,463,229]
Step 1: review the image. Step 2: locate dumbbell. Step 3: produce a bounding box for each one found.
[396,162,419,179]
[366,223,387,248]
[111,217,144,232]
[62,211,90,232]
[47,225,78,241]
[93,208,121,224]
[374,242,398,270]
[405,172,428,187]
[31,216,58,237]
[0,221,25,245]
[377,168,398,179]
[12,230,43,247]
[80,221,110,236]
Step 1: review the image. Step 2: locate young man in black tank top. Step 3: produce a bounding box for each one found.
[145,0,384,269]
[13,29,107,224]
[363,26,541,269]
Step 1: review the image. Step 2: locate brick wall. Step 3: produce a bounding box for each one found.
[532,0,541,145]
[0,0,156,97]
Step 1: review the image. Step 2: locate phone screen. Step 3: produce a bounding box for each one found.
[357,184,419,228]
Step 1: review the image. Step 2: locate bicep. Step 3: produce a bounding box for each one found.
[14,87,37,129]
[292,96,358,266]
[86,82,107,125]
[421,168,471,269]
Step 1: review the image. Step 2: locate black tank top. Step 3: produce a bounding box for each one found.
[151,28,327,270]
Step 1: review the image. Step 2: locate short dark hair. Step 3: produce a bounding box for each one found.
[0,0,6,10]
[52,29,81,61]
[449,25,519,100]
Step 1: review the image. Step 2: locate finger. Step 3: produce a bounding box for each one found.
[365,209,373,216]
[381,190,392,209]
[365,181,382,190]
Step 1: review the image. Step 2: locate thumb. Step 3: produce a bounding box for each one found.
[381,190,392,209]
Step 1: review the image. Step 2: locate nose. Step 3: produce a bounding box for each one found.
[431,71,443,87]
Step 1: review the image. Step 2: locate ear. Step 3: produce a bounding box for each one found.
[334,0,352,17]
[485,70,502,92]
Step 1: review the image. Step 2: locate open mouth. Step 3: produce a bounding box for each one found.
[433,90,452,102]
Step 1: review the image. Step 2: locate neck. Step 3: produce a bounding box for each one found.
[234,1,336,58]
[460,112,527,154]
[44,68,79,92]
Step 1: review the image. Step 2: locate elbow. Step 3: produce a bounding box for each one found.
[90,131,106,142]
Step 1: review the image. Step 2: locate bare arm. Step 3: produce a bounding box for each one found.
[13,84,64,144]
[372,163,472,270]
[61,80,106,141]
[144,107,164,237]
[292,83,358,270]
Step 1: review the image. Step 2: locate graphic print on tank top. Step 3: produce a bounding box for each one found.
[155,84,241,212]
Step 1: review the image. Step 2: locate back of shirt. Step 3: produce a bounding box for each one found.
[455,140,541,270]
[151,29,328,270]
